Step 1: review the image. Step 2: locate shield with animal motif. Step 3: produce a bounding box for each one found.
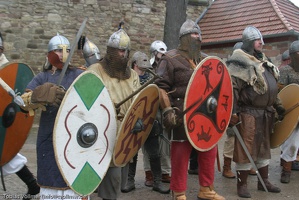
[184,56,233,151]
[113,84,159,167]
[270,83,299,148]
[0,62,35,166]
[53,71,117,196]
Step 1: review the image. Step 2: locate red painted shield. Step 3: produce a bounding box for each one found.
[184,56,233,151]
[113,84,159,167]
[0,62,35,166]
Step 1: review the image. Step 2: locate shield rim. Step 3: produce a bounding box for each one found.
[0,62,35,166]
[113,84,160,167]
[270,83,299,149]
[184,56,233,152]
[53,71,117,196]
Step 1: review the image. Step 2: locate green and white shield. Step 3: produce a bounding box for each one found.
[53,71,117,196]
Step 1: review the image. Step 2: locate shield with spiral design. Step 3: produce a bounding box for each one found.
[53,71,117,196]
[184,56,233,151]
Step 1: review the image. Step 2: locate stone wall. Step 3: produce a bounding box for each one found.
[0,0,205,73]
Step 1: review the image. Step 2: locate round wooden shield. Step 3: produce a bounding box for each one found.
[0,62,35,166]
[270,83,299,148]
[184,56,233,151]
[53,71,117,196]
[113,84,159,167]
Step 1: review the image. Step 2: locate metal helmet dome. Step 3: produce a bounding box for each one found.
[242,26,264,44]
[48,33,70,52]
[107,29,131,51]
[132,51,152,70]
[179,19,202,41]
[150,40,167,54]
[289,40,299,54]
[83,38,101,67]
[149,40,167,65]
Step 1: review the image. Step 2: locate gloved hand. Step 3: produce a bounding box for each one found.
[162,107,177,130]
[31,82,66,107]
[229,113,239,127]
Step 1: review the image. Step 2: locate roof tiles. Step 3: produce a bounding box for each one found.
[198,0,299,44]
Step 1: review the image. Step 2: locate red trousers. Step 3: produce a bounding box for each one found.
[170,141,217,192]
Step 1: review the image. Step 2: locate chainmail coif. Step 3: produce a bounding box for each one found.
[101,46,131,80]
[178,34,202,65]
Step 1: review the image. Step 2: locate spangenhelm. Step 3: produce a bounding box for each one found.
[107,29,131,51]
[241,26,264,54]
[132,51,152,70]
[149,40,167,65]
[83,38,101,67]
[48,33,70,52]
[179,19,202,41]
[242,26,264,43]
[48,33,70,63]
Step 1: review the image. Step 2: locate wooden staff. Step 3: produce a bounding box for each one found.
[115,69,161,108]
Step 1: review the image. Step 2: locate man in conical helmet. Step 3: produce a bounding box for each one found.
[21,33,85,199]
[226,25,283,198]
[154,19,224,200]
[88,27,140,200]
[121,51,170,194]
[81,37,101,68]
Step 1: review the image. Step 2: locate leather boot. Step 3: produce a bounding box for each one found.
[257,165,281,193]
[150,156,170,194]
[16,165,40,200]
[197,185,225,200]
[281,159,292,183]
[236,170,251,198]
[121,157,137,193]
[162,173,171,183]
[144,170,153,187]
[222,157,235,178]
[172,191,187,200]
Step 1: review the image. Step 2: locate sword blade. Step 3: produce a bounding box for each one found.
[0,78,25,106]
[232,123,268,192]
[177,96,202,119]
[57,17,88,86]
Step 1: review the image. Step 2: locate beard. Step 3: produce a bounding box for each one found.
[178,34,201,64]
[102,47,131,80]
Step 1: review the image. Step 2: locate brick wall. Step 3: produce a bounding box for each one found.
[0,0,205,73]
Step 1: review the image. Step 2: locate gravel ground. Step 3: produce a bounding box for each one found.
[1,120,299,200]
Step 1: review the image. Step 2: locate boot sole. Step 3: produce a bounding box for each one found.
[152,188,170,194]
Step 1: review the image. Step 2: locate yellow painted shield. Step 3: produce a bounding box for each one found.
[271,83,299,148]
[113,84,159,167]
